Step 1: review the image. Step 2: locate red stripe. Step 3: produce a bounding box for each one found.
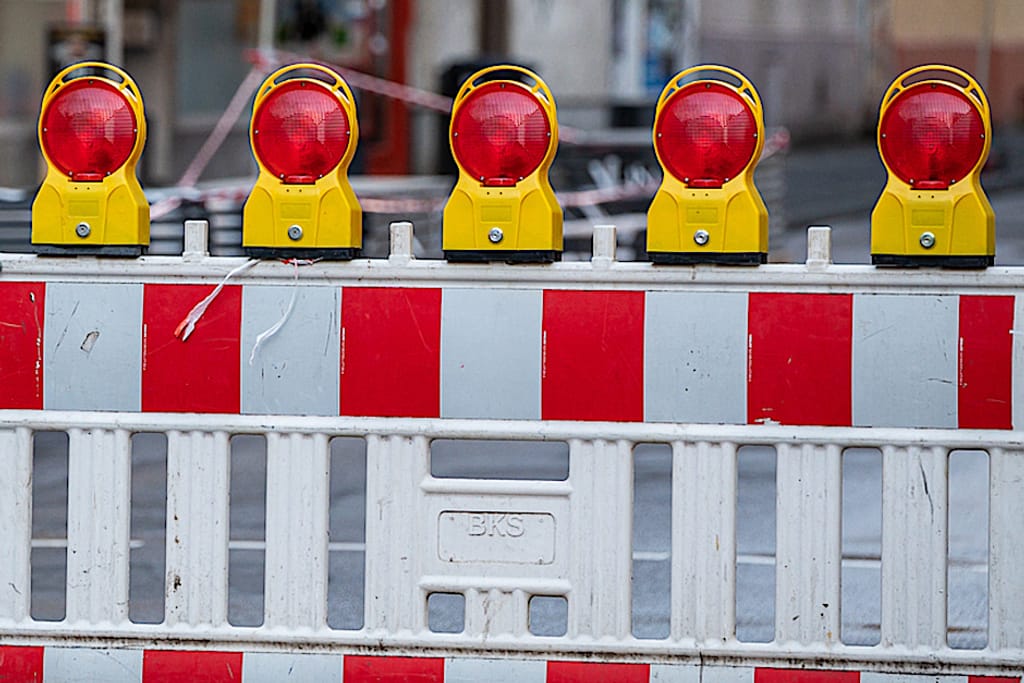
[547,661,650,683]
[969,677,1022,683]
[143,650,242,682]
[0,645,44,683]
[958,295,1014,429]
[142,284,241,413]
[747,293,852,426]
[340,287,441,417]
[541,290,644,421]
[755,669,859,683]
[343,655,444,682]
[0,282,45,409]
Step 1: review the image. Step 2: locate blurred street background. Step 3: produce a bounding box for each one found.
[3,0,1018,649]
[2,0,1024,260]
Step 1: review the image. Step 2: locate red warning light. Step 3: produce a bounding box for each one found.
[654,82,757,189]
[450,81,551,187]
[40,79,137,182]
[252,81,351,185]
[878,82,985,190]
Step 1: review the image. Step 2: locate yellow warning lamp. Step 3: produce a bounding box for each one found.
[442,65,562,262]
[243,63,361,259]
[871,65,993,267]
[32,62,148,255]
[647,65,768,264]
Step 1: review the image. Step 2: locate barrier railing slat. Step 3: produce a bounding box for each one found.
[989,446,1024,652]
[567,438,634,640]
[0,427,32,623]
[264,432,330,630]
[363,434,429,635]
[670,440,737,643]
[164,430,231,627]
[775,442,842,645]
[65,428,132,625]
[880,445,949,649]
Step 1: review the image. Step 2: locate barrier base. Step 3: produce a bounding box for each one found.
[649,251,767,265]
[32,244,145,257]
[243,247,361,260]
[872,253,994,268]
[444,249,562,263]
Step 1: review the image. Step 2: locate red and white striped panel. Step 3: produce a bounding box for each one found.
[0,647,1018,682]
[0,283,1017,429]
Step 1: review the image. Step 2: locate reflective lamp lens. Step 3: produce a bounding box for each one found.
[252,81,350,184]
[879,83,984,189]
[655,82,757,188]
[451,82,551,186]
[41,79,137,182]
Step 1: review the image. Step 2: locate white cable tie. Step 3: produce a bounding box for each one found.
[174,259,260,341]
[248,260,310,365]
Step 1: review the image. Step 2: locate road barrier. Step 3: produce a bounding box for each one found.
[0,224,1021,681]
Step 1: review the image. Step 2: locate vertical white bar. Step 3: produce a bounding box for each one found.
[567,439,633,639]
[988,447,1024,651]
[363,434,429,634]
[880,445,948,649]
[165,430,231,627]
[775,443,842,644]
[0,428,33,623]
[65,428,132,624]
[670,441,737,643]
[463,588,528,638]
[264,432,330,629]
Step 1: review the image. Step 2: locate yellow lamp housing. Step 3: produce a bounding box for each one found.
[442,65,562,263]
[647,65,768,265]
[871,65,994,268]
[32,62,148,256]
[243,63,361,259]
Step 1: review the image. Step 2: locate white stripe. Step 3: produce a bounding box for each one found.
[652,666,753,683]
[861,675,966,683]
[441,288,542,420]
[43,283,143,411]
[43,647,142,683]
[242,651,342,683]
[853,294,957,428]
[445,657,546,683]
[645,292,747,424]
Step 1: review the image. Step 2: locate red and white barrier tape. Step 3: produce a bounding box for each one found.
[149,48,790,218]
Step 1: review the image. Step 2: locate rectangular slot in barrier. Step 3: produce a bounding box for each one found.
[736,445,775,643]
[529,595,568,637]
[429,439,569,481]
[30,431,68,622]
[841,447,882,645]
[948,448,989,650]
[129,432,167,624]
[328,436,366,631]
[228,434,266,627]
[631,443,671,640]
[427,592,465,634]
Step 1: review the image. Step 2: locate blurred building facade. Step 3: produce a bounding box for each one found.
[0,0,1021,187]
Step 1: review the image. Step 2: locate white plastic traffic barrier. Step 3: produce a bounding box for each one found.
[0,224,1021,681]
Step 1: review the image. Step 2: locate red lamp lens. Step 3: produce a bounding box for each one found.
[654,82,757,188]
[879,83,984,189]
[451,82,551,186]
[40,79,137,182]
[252,81,350,184]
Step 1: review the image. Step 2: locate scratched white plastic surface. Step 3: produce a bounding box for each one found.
[164,430,231,627]
[0,410,1019,676]
[0,428,32,622]
[0,226,1022,676]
